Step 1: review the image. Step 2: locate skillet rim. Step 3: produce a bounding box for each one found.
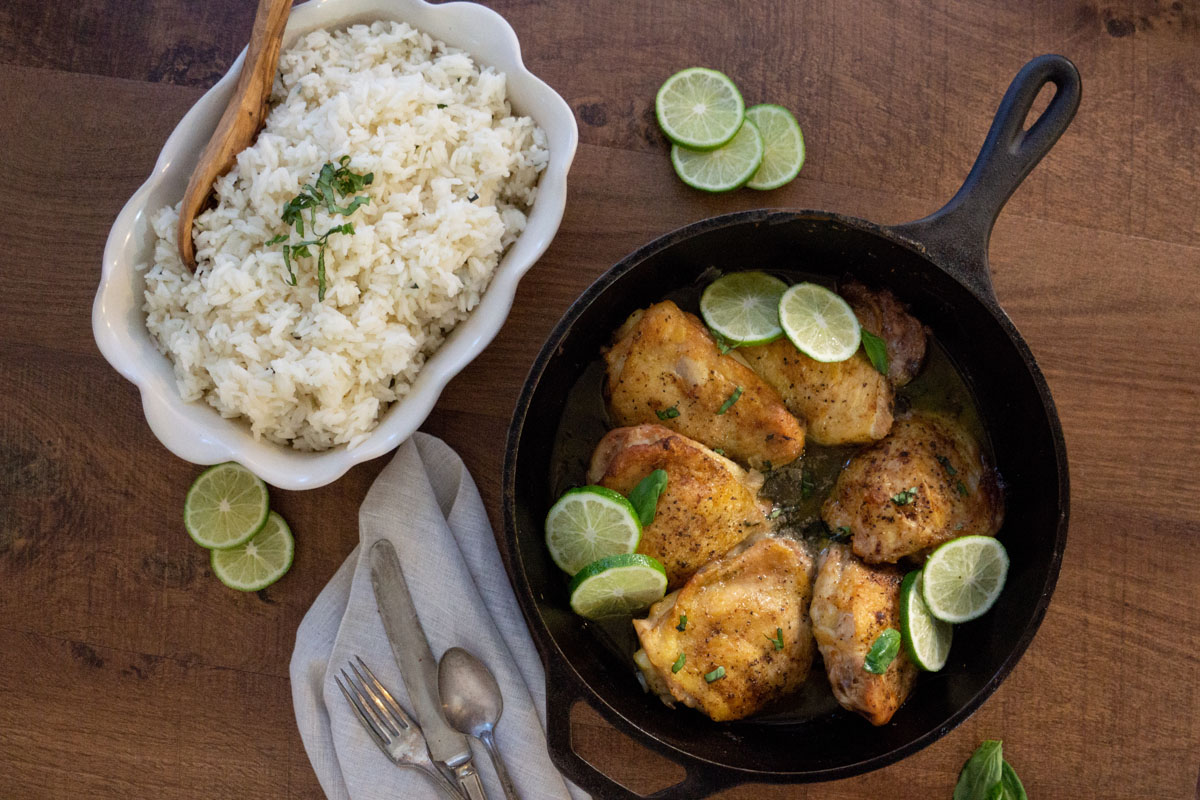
[500,207,1070,784]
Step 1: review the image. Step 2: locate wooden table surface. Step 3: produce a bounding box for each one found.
[3,0,1198,797]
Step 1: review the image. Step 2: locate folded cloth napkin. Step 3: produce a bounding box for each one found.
[291,433,587,800]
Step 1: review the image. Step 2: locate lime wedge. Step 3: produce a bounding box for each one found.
[778,282,862,362]
[655,67,746,151]
[900,570,953,671]
[545,486,643,576]
[671,120,764,193]
[921,536,1009,623]
[568,553,667,620]
[184,462,270,550]
[211,511,294,592]
[700,271,788,345]
[745,104,805,190]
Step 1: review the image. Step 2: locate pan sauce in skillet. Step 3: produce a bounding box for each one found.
[547,272,994,723]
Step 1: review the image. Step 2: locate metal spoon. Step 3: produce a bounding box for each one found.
[438,647,521,800]
[177,0,292,270]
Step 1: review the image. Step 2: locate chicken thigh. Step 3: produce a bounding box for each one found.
[604,300,805,470]
[822,412,1004,564]
[839,280,928,387]
[810,544,916,726]
[737,340,893,445]
[633,537,815,722]
[588,424,772,588]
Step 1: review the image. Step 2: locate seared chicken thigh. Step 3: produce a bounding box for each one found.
[737,340,893,445]
[588,424,772,588]
[822,412,1004,564]
[633,537,815,722]
[810,544,916,726]
[839,280,928,386]
[604,301,805,470]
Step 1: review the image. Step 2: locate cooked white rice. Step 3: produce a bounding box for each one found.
[142,21,547,450]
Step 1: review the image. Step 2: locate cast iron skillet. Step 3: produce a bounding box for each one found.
[502,55,1079,797]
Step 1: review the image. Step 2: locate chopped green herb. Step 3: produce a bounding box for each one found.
[830,525,852,542]
[891,486,919,505]
[671,652,686,673]
[676,614,687,632]
[936,454,958,476]
[628,469,668,526]
[271,156,373,300]
[656,406,680,420]
[716,386,743,415]
[766,627,784,651]
[863,628,901,674]
[713,448,726,456]
[704,666,726,683]
[767,508,783,520]
[957,480,969,497]
[800,471,815,499]
[860,328,890,376]
[436,103,448,109]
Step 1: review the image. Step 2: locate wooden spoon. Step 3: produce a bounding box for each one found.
[177,0,293,270]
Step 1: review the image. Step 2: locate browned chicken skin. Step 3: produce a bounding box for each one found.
[633,537,816,722]
[737,340,893,446]
[588,424,771,588]
[822,412,1004,564]
[839,280,928,387]
[810,544,917,726]
[604,301,805,470]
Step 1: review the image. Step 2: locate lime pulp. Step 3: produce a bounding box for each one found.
[655,67,746,150]
[568,553,668,620]
[921,535,1009,623]
[745,104,805,191]
[778,282,862,362]
[210,511,295,592]
[671,120,764,193]
[700,271,788,345]
[183,462,270,550]
[900,569,953,671]
[545,486,643,576]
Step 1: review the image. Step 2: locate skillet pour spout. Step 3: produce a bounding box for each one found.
[502,55,1079,798]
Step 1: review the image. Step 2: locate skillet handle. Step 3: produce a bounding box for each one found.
[890,54,1081,303]
[544,661,729,799]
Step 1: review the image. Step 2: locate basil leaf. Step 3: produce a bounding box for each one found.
[860,328,889,375]
[863,628,900,674]
[628,469,668,526]
[1000,761,1027,800]
[954,740,1004,800]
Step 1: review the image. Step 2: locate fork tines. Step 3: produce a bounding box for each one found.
[335,655,416,747]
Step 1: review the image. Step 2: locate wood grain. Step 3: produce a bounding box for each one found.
[1,1,1198,798]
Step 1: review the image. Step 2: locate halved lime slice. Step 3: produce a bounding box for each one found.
[900,569,953,671]
[211,511,294,592]
[922,535,1009,623]
[745,104,805,191]
[184,462,270,550]
[655,67,745,151]
[700,271,788,345]
[778,282,862,362]
[568,553,667,620]
[545,486,643,576]
[671,121,764,193]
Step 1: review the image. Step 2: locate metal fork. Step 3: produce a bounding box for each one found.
[336,656,465,799]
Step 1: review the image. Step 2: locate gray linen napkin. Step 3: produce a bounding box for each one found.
[291,433,587,800]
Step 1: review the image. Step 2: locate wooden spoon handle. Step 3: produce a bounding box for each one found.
[177,0,292,270]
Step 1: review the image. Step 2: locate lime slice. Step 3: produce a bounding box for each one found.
[655,67,746,151]
[184,462,270,550]
[671,121,764,193]
[700,271,788,345]
[778,282,862,362]
[211,511,294,592]
[745,104,805,191]
[568,553,667,620]
[545,486,643,576]
[900,570,953,671]
[921,536,1009,623]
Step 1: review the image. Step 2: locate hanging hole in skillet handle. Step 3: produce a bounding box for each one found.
[544,661,732,799]
[890,54,1081,304]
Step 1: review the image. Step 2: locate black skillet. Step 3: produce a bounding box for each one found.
[501,54,1080,797]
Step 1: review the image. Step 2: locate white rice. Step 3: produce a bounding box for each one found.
[142,21,547,450]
